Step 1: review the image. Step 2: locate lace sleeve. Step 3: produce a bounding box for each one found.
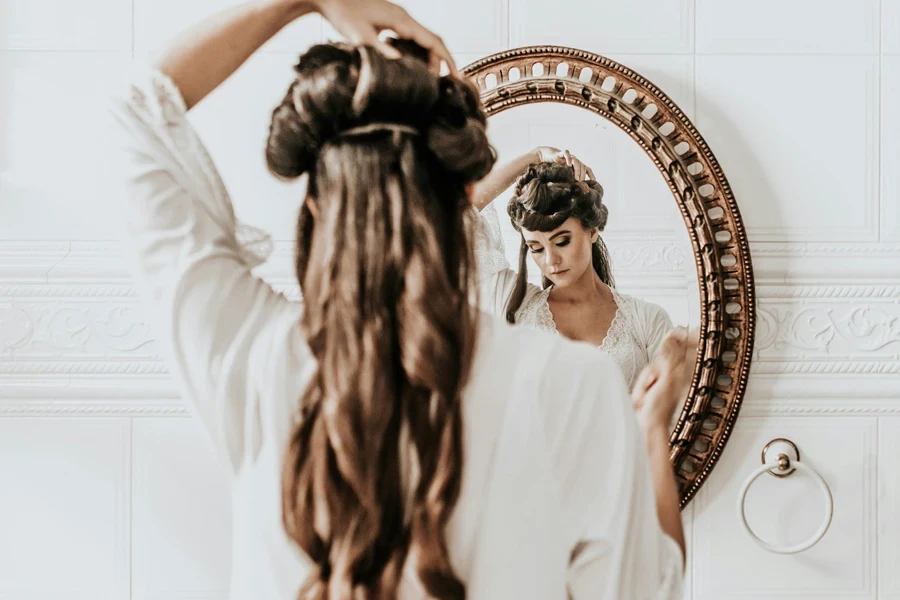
[472,201,511,277]
[471,202,521,317]
[639,300,675,361]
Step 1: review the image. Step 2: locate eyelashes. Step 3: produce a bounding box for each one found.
[528,238,570,254]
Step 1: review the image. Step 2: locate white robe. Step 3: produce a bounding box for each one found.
[105,65,684,600]
[473,202,675,390]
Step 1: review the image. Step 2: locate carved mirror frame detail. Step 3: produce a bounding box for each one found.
[463,46,756,507]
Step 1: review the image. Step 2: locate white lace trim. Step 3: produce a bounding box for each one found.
[597,289,628,354]
[527,288,555,333]
[540,288,627,348]
[526,287,640,388]
[472,202,512,278]
[471,197,648,388]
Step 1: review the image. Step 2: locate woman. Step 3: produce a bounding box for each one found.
[471,150,676,390]
[106,0,687,597]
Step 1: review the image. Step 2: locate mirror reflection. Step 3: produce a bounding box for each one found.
[470,102,700,421]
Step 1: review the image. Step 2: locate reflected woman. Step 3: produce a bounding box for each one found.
[471,148,677,390]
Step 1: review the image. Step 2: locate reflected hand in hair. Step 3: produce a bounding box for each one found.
[632,326,698,432]
[535,146,596,182]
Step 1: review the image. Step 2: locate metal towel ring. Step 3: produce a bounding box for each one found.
[736,438,834,554]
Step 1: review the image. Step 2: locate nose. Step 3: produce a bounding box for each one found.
[545,249,562,272]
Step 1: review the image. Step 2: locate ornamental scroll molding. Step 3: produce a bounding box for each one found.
[5,284,895,373]
[753,285,900,375]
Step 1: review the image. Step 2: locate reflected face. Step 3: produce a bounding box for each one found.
[521,217,598,287]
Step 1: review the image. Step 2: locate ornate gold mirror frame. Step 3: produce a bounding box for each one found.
[463,46,756,507]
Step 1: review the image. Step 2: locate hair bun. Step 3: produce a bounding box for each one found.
[508,161,608,233]
[266,41,495,186]
[266,80,320,180]
[425,77,495,183]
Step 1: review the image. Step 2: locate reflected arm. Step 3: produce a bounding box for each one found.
[470,148,541,211]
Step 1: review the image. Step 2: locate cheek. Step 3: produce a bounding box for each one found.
[569,241,593,269]
[529,252,546,271]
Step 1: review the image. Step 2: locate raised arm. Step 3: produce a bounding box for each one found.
[470,145,595,210]
[631,328,695,562]
[470,147,541,210]
[156,0,457,112]
[106,0,461,474]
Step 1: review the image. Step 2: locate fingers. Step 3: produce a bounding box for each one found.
[632,360,659,403]
[374,39,401,59]
[561,152,589,181]
[663,325,689,349]
[573,158,586,181]
[431,36,457,75]
[321,0,457,74]
[586,166,596,181]
[388,9,456,74]
[686,326,700,349]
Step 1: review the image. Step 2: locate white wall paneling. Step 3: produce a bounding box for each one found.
[884,0,900,55]
[0,52,133,241]
[132,418,232,600]
[3,0,900,598]
[879,419,900,600]
[0,418,131,599]
[695,0,879,55]
[0,0,131,51]
[882,57,900,240]
[695,55,879,242]
[509,0,693,55]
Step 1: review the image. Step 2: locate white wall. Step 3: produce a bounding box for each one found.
[1,0,899,598]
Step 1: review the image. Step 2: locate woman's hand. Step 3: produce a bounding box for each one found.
[534,146,595,182]
[632,326,698,433]
[313,0,456,74]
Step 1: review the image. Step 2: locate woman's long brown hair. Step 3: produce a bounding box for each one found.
[265,41,495,599]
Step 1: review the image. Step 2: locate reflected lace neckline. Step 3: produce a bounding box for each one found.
[538,286,624,351]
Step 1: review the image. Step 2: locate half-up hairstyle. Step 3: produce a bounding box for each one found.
[505,161,614,324]
[266,39,495,600]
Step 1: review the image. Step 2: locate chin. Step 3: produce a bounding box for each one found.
[546,270,571,286]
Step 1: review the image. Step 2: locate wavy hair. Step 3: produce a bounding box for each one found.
[266,40,495,599]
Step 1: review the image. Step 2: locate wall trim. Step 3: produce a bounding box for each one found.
[4,242,900,414]
[3,240,899,282]
[2,373,898,416]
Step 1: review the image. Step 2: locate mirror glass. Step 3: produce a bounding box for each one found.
[477,102,701,427]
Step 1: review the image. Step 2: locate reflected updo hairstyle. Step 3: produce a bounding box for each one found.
[505,161,614,324]
[266,39,495,600]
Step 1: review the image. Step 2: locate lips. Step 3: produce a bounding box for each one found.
[552,269,569,276]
